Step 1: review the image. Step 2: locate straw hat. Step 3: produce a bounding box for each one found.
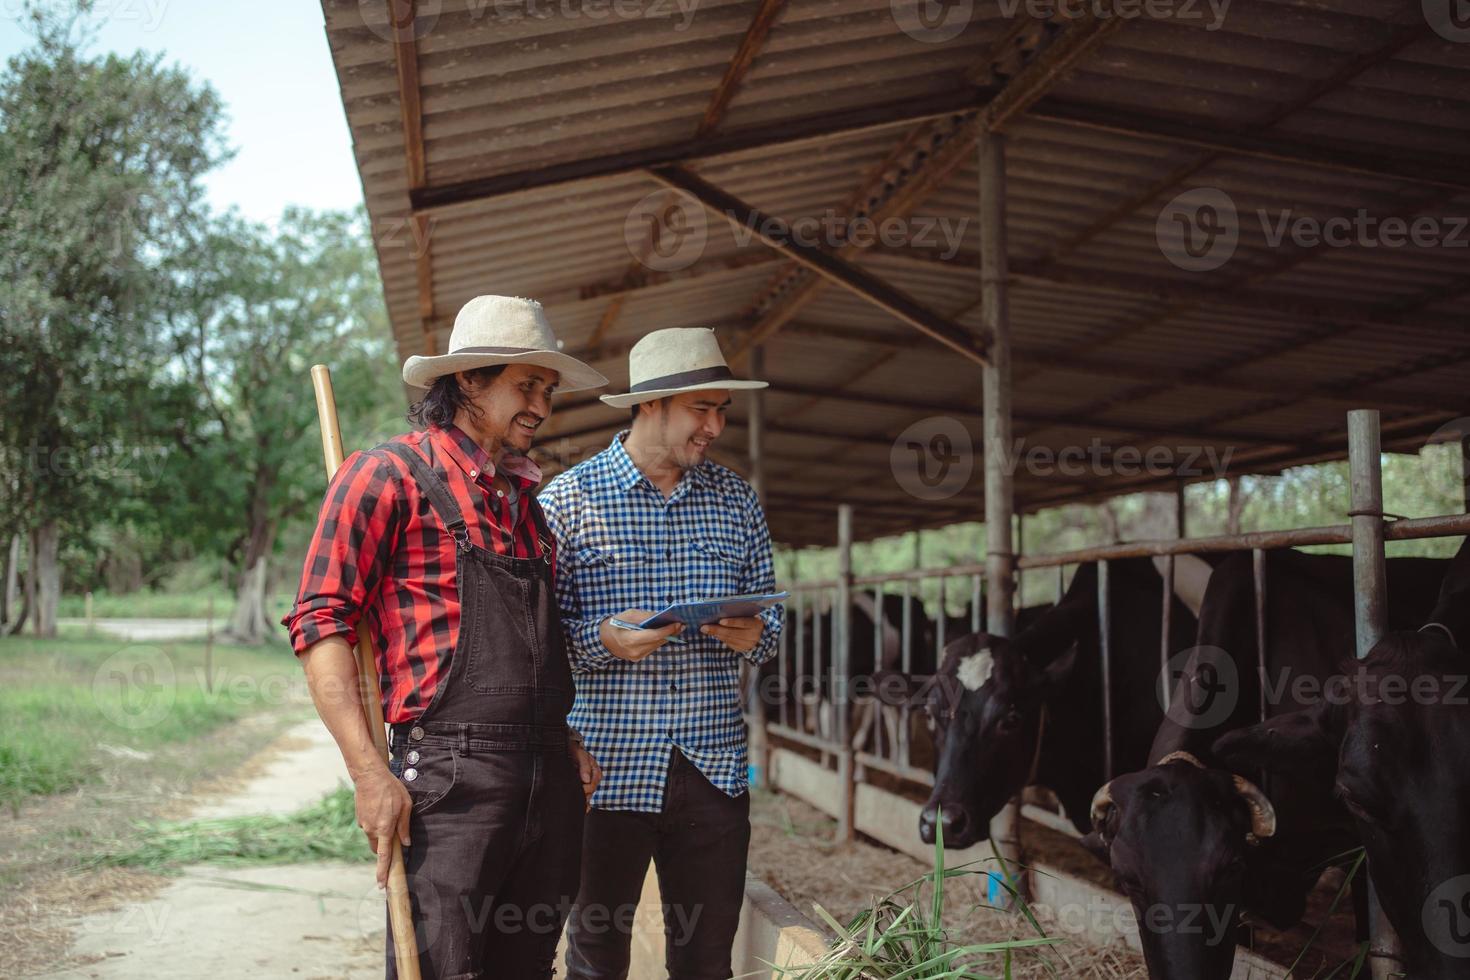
[401,295,608,392]
[599,327,767,409]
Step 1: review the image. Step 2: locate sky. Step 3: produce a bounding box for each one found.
[0,1,364,224]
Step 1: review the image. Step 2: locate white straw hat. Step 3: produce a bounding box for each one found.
[402,295,608,393]
[600,327,767,409]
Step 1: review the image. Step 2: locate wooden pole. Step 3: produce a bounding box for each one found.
[979,128,1022,892]
[310,365,421,980]
[1347,409,1401,980]
[746,344,769,790]
[834,503,855,843]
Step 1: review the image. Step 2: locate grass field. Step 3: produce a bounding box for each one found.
[0,633,302,809]
[54,588,295,622]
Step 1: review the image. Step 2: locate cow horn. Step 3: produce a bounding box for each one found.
[1089,781,1116,831]
[1156,750,1206,769]
[1232,774,1278,844]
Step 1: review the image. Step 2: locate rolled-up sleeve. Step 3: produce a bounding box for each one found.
[739,489,783,667]
[282,450,401,656]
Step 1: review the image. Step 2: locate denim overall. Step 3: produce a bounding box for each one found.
[377,442,584,980]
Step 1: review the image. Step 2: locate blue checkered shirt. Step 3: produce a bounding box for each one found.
[538,431,783,812]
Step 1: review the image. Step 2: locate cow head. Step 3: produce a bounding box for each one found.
[1215,629,1470,980]
[918,632,1076,848]
[1079,753,1278,980]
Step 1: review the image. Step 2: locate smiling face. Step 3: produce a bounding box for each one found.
[456,362,559,456]
[634,389,730,470]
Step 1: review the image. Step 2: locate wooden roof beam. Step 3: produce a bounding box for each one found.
[646,165,989,367]
[696,0,787,139]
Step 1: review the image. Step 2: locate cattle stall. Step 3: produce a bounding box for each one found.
[319,3,1470,976]
[748,413,1470,976]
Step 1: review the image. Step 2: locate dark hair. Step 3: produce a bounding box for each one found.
[408,365,507,429]
[629,397,668,425]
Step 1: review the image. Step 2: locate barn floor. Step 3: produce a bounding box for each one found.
[748,783,1363,977]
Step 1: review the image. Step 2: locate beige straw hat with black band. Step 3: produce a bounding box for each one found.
[401,295,608,393]
[599,327,767,409]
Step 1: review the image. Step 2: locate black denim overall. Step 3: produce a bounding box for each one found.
[376,442,584,980]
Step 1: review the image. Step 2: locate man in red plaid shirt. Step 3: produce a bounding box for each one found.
[284,296,608,979]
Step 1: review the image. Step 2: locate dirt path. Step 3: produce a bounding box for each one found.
[33,721,381,980]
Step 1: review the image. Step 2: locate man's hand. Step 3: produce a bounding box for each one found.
[700,616,764,653]
[571,742,601,809]
[352,763,413,889]
[600,609,682,662]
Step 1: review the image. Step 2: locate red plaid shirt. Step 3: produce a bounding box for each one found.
[283,424,557,723]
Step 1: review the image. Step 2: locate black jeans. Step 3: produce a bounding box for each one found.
[386,740,584,980]
[563,749,751,980]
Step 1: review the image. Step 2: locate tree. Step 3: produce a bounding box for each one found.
[166,208,400,643]
[0,4,227,634]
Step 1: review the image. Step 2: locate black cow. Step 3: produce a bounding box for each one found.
[1082,550,1447,980]
[917,555,1206,848]
[1215,540,1470,980]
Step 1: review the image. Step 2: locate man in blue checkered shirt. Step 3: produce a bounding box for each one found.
[540,327,783,980]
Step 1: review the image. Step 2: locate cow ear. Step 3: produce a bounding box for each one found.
[1212,704,1339,775]
[1040,644,1078,689]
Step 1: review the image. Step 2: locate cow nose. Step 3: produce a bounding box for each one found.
[939,805,970,841]
[919,804,939,844]
[919,803,969,844]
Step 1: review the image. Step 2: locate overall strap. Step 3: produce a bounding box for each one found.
[376,441,471,552]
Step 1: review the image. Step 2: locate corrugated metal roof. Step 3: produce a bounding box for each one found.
[322,0,1470,545]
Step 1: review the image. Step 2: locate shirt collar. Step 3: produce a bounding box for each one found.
[604,429,713,494]
[430,423,542,488]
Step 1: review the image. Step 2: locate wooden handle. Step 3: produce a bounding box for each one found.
[310,364,422,980]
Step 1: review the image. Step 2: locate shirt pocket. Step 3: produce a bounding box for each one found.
[690,536,745,597]
[573,541,653,601]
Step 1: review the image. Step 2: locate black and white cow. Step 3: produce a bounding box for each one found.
[916,555,1211,847]
[1215,540,1470,980]
[1082,549,1448,980]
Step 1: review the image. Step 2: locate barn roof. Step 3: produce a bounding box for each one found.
[320,0,1470,546]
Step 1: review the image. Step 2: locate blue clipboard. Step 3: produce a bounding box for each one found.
[611,591,789,633]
